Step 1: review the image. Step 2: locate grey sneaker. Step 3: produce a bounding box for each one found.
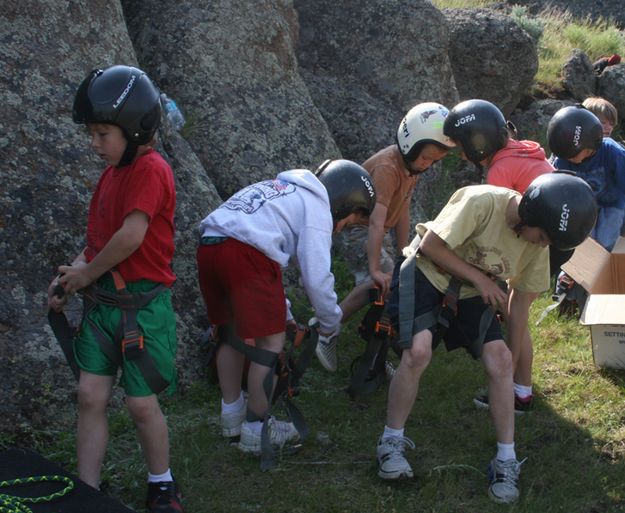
[238,417,300,454]
[376,435,415,480]
[313,320,340,372]
[487,457,524,504]
[384,360,397,380]
[220,403,246,437]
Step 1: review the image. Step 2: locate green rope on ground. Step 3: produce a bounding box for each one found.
[0,475,74,513]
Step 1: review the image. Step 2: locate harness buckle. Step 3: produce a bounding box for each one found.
[122,331,145,360]
[374,320,393,338]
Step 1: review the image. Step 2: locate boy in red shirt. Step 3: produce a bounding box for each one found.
[48,65,182,513]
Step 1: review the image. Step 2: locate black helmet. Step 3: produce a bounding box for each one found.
[396,102,455,164]
[73,65,161,145]
[315,159,376,221]
[547,105,603,160]
[443,99,508,165]
[519,172,597,251]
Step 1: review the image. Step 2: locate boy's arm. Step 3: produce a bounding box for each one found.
[394,203,410,256]
[367,202,391,295]
[58,210,149,294]
[419,229,508,310]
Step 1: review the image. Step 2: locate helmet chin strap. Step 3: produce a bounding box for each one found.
[116,141,138,168]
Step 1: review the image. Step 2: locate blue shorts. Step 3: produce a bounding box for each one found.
[388,263,502,359]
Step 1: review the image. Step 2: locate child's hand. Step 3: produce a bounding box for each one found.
[371,270,392,297]
[47,277,68,312]
[58,261,92,294]
[475,275,508,311]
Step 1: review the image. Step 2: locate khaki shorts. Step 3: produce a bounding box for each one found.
[334,225,395,285]
[74,275,177,397]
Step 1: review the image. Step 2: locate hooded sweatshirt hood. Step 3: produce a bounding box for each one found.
[486,139,554,194]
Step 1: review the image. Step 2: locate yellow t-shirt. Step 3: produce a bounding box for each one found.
[415,185,550,298]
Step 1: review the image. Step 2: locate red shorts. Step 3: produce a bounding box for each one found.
[196,238,286,338]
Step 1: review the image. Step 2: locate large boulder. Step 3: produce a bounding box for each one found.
[561,49,596,101]
[121,0,340,200]
[295,0,459,225]
[597,64,625,125]
[0,1,220,431]
[509,98,575,150]
[443,8,538,117]
[295,0,458,164]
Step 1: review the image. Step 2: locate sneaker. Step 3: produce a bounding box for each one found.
[473,391,533,415]
[376,435,415,480]
[146,480,184,513]
[384,360,397,380]
[487,457,524,504]
[314,326,340,372]
[221,402,247,437]
[238,417,300,454]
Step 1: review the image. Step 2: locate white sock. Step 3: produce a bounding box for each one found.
[221,392,245,414]
[243,420,263,434]
[513,383,533,399]
[148,469,173,483]
[382,425,404,440]
[496,442,516,462]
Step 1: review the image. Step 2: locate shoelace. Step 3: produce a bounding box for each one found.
[384,436,416,452]
[495,457,527,481]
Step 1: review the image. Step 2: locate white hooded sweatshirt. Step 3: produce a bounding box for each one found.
[199,169,342,333]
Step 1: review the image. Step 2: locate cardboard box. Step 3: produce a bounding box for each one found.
[562,236,625,369]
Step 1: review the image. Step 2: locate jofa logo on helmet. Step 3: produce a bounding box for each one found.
[572,125,582,147]
[454,113,476,127]
[361,175,375,197]
[559,203,570,232]
[400,117,410,140]
[113,75,137,109]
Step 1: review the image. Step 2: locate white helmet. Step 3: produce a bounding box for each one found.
[396,102,456,163]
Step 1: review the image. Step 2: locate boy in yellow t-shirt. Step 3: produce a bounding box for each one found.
[375,173,596,504]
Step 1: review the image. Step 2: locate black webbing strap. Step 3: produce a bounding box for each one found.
[347,289,394,398]
[219,322,318,470]
[398,235,497,358]
[48,282,81,381]
[398,235,421,347]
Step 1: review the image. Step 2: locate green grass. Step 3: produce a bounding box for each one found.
[535,11,625,89]
[6,274,625,512]
[431,1,625,94]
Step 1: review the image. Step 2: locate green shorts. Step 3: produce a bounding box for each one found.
[74,275,177,397]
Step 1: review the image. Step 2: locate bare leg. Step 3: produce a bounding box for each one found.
[481,340,514,443]
[511,330,533,387]
[127,395,170,475]
[216,342,245,403]
[339,280,374,324]
[386,330,433,429]
[76,372,115,488]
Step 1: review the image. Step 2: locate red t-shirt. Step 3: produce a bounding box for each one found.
[85,149,176,286]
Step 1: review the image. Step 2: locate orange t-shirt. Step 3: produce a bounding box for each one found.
[362,145,417,230]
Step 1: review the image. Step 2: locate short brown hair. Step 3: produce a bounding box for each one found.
[582,97,618,126]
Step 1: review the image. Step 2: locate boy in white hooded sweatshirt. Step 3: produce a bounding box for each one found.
[196,159,376,454]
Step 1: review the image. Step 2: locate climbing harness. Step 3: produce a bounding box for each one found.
[346,288,400,399]
[47,271,170,394]
[397,234,497,359]
[0,474,74,513]
[204,320,319,470]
